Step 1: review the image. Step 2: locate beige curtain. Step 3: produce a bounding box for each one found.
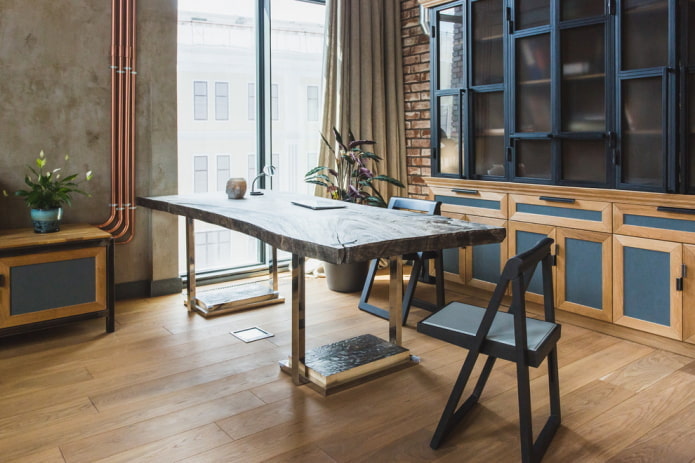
[319,0,407,201]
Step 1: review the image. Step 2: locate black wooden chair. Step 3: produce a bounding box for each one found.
[358,196,445,326]
[417,237,561,463]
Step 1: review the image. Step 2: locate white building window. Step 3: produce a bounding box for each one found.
[215,82,229,120]
[216,154,230,191]
[193,155,208,193]
[248,83,255,120]
[195,230,231,270]
[307,85,319,121]
[193,81,208,120]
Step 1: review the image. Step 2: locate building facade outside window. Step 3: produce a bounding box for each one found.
[193,155,208,193]
[247,82,255,120]
[307,85,319,121]
[215,82,229,120]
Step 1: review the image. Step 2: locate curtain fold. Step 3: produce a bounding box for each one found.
[319,0,407,201]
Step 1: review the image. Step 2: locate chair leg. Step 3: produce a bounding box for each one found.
[430,351,496,449]
[515,362,535,463]
[358,259,390,319]
[401,258,423,325]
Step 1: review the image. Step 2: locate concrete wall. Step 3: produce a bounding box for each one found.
[0,0,180,295]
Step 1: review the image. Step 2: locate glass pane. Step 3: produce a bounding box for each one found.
[689,74,695,188]
[516,34,551,132]
[562,24,605,132]
[438,5,465,89]
[690,0,695,64]
[271,0,324,194]
[472,0,503,85]
[516,140,551,179]
[516,0,549,29]
[622,0,668,70]
[439,95,461,174]
[561,0,605,21]
[561,140,607,183]
[474,91,505,176]
[622,77,663,186]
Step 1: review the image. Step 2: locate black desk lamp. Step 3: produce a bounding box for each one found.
[250,165,277,196]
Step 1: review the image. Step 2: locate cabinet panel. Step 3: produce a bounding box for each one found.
[509,194,612,232]
[613,235,682,340]
[556,228,612,321]
[438,211,467,283]
[0,246,107,329]
[508,221,556,304]
[434,187,507,219]
[614,203,695,244]
[463,215,508,291]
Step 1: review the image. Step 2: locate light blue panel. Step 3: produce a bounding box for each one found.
[11,257,96,315]
[623,247,670,326]
[472,242,501,284]
[565,238,602,310]
[435,195,501,210]
[443,248,459,274]
[517,203,602,221]
[516,231,547,295]
[624,214,695,233]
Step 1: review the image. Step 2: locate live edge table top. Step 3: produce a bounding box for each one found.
[136,191,506,263]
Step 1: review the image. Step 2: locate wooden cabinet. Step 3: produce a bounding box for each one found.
[0,224,114,336]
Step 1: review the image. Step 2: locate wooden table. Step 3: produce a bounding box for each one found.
[136,191,506,393]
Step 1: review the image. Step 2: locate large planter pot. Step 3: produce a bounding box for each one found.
[324,261,370,293]
[30,207,63,233]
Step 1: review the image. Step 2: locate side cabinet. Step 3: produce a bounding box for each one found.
[0,224,115,336]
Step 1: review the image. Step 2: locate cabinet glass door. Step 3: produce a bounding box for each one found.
[561,0,605,21]
[516,33,551,133]
[474,91,504,176]
[622,0,668,71]
[515,0,549,30]
[472,0,503,86]
[438,94,462,175]
[437,5,465,90]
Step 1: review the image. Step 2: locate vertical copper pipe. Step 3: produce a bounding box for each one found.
[99,0,120,229]
[105,0,127,235]
[123,0,137,243]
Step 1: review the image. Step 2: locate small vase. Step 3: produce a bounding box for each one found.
[324,261,370,293]
[226,178,247,199]
[30,207,63,233]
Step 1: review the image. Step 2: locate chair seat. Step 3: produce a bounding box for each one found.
[418,302,561,367]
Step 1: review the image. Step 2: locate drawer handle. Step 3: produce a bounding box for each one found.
[539,196,576,204]
[657,206,695,215]
[451,188,479,195]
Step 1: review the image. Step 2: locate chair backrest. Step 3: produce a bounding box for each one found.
[479,237,555,342]
[387,196,441,216]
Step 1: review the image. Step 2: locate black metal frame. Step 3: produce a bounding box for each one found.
[417,237,561,462]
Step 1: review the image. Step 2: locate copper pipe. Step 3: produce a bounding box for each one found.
[99,0,120,229]
[114,0,136,242]
[105,0,127,235]
[120,0,137,244]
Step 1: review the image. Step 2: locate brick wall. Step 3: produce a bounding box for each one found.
[401,0,432,199]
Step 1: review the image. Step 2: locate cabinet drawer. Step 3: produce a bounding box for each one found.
[614,203,695,244]
[509,194,612,232]
[432,187,507,220]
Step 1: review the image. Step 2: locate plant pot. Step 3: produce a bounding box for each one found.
[30,207,63,233]
[324,261,370,293]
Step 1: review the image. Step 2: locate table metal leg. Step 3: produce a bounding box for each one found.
[389,256,403,346]
[271,246,279,293]
[185,217,196,312]
[291,253,307,384]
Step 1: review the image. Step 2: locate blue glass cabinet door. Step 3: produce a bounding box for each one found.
[556,228,612,322]
[508,221,556,305]
[613,235,682,340]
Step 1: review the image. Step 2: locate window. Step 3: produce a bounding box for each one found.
[193,155,208,192]
[195,230,232,270]
[271,84,279,120]
[215,82,229,120]
[248,83,255,120]
[216,154,230,191]
[307,85,319,121]
[193,81,208,120]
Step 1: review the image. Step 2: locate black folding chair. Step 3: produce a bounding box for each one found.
[418,237,561,463]
[358,196,445,325]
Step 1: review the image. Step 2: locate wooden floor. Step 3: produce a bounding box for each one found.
[3,273,695,462]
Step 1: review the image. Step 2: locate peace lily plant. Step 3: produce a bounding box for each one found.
[4,150,93,209]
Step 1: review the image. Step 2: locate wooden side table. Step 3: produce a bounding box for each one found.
[0,224,114,336]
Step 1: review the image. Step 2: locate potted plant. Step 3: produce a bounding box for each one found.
[305,128,404,291]
[4,150,93,233]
